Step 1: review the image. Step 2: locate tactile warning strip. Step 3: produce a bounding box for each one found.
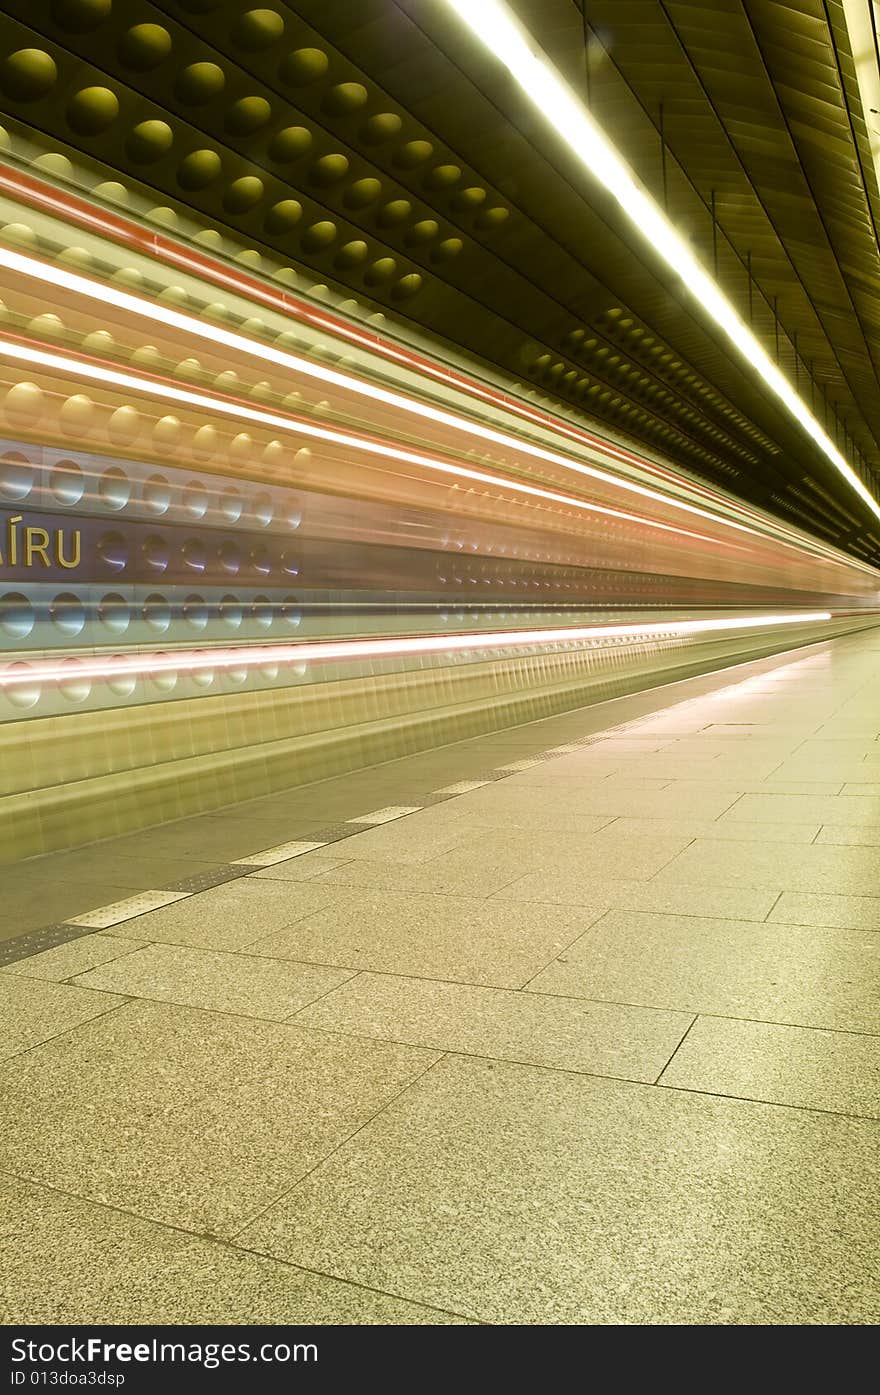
[1,719,658,968]
[0,924,96,968]
[163,865,254,893]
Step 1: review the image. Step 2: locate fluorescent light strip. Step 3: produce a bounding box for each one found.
[0,243,798,544]
[0,612,835,689]
[441,0,880,527]
[0,334,726,544]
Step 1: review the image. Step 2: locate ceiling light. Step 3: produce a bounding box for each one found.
[442,0,880,526]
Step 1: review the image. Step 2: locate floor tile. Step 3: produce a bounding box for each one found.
[110,879,336,951]
[660,1016,880,1118]
[720,793,880,826]
[602,818,820,845]
[248,854,354,882]
[526,910,880,1031]
[1,934,145,982]
[653,838,880,894]
[614,883,778,922]
[237,1055,880,1324]
[0,1000,437,1236]
[0,976,126,1061]
[0,1176,466,1324]
[296,972,691,1081]
[307,853,526,898]
[457,783,740,822]
[814,825,880,847]
[73,944,355,1020]
[248,889,594,988]
[768,892,880,932]
[464,826,692,881]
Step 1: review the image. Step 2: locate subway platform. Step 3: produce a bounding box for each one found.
[1,626,879,1326]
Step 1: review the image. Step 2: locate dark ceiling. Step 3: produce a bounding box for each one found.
[1,0,880,563]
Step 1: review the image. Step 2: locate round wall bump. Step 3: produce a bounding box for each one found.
[1,50,58,102]
[452,185,487,211]
[51,0,111,31]
[264,198,302,233]
[227,434,251,462]
[233,8,285,50]
[153,415,181,447]
[476,205,510,229]
[28,312,64,337]
[183,481,208,518]
[0,595,35,641]
[4,382,44,428]
[377,199,411,226]
[98,593,130,636]
[177,148,222,190]
[432,237,463,261]
[344,177,381,209]
[96,530,127,571]
[406,219,439,245]
[335,239,368,268]
[107,405,141,444]
[1,222,38,247]
[34,152,75,179]
[193,424,218,458]
[361,112,402,144]
[279,47,329,86]
[118,23,172,71]
[0,452,34,501]
[262,440,285,468]
[157,285,189,308]
[126,119,173,164]
[94,181,128,204]
[268,125,311,161]
[223,175,264,212]
[394,140,433,168]
[183,595,209,630]
[323,81,368,115]
[175,61,225,105]
[425,163,461,189]
[310,153,349,185]
[143,474,171,513]
[50,592,86,638]
[301,220,337,251]
[365,256,396,284]
[130,344,163,367]
[220,488,243,522]
[393,272,423,298]
[98,466,131,510]
[225,96,272,135]
[49,459,84,506]
[67,86,120,136]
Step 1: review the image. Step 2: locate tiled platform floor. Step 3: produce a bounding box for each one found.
[2,628,879,1324]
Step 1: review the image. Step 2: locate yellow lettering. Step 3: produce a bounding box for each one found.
[24,527,50,567]
[7,514,21,566]
[56,528,81,569]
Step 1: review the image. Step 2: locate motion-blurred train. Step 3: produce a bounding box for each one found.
[0,163,877,859]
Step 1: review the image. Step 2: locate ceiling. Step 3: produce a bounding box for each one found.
[1,0,880,563]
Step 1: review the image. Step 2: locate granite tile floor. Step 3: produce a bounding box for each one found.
[2,627,880,1325]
